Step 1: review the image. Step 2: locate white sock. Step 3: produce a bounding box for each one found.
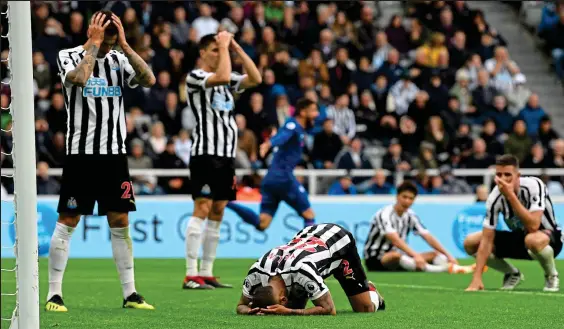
[47,222,74,301]
[185,216,204,277]
[399,255,448,272]
[199,220,221,277]
[110,227,136,299]
[433,253,449,265]
[369,291,380,312]
[483,254,519,274]
[528,246,558,276]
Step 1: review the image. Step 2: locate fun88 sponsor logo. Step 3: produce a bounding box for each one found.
[83,77,122,97]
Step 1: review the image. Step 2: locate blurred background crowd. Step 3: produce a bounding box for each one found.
[1,0,563,198]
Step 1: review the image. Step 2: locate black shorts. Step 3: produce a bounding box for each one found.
[57,155,136,216]
[365,257,397,272]
[332,234,370,297]
[189,155,235,201]
[493,229,563,260]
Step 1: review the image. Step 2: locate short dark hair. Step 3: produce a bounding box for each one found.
[294,98,316,117]
[496,154,519,168]
[397,181,418,196]
[199,34,217,50]
[251,286,277,309]
[95,10,117,36]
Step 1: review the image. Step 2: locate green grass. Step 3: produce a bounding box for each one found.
[1,259,563,329]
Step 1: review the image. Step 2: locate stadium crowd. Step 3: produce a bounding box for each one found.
[0,0,563,198]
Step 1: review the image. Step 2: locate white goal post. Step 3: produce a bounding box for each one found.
[7,1,40,328]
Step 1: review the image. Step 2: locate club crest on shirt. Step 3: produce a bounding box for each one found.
[67,197,77,209]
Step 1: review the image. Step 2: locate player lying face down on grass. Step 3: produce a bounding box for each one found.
[236,224,385,315]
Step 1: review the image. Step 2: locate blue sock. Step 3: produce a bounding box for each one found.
[304,219,315,228]
[226,202,260,228]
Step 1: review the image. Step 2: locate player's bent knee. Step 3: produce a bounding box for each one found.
[107,212,129,228]
[463,232,481,255]
[258,215,272,231]
[524,232,549,252]
[58,214,81,228]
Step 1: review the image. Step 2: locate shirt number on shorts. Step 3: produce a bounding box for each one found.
[121,181,133,199]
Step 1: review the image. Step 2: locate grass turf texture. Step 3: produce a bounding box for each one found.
[1,259,563,329]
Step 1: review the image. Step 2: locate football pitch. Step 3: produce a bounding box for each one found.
[1,259,563,329]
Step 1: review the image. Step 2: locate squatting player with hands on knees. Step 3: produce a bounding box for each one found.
[182,31,261,290]
[465,154,561,292]
[47,10,156,312]
[236,224,385,315]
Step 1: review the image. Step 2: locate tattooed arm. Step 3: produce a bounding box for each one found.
[120,44,156,88]
[112,14,156,88]
[65,42,100,87]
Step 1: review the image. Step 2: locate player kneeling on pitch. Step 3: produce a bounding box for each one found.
[465,154,561,292]
[236,224,385,315]
[364,181,476,274]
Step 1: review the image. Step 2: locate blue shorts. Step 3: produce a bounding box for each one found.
[260,175,311,217]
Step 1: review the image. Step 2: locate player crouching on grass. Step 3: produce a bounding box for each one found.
[236,224,385,315]
[364,181,478,274]
[465,154,561,292]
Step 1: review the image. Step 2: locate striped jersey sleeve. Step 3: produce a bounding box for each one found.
[186,69,213,92]
[291,263,329,301]
[229,72,247,94]
[526,176,546,213]
[242,263,269,298]
[376,207,396,234]
[57,49,78,88]
[408,211,429,235]
[483,187,503,229]
[116,52,138,88]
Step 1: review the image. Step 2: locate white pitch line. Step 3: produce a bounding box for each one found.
[374,282,564,298]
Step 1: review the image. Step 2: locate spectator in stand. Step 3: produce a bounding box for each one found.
[409,48,432,87]
[389,72,419,116]
[506,73,532,115]
[381,138,412,174]
[326,94,356,145]
[328,46,356,97]
[245,93,273,145]
[374,48,404,86]
[312,118,343,169]
[440,96,462,138]
[357,169,396,195]
[472,68,498,116]
[449,69,474,115]
[274,94,294,127]
[159,91,182,137]
[45,92,67,134]
[424,116,450,163]
[298,48,330,85]
[462,53,483,90]
[407,18,430,54]
[544,9,564,81]
[406,91,432,141]
[522,142,551,168]
[328,175,357,195]
[331,10,355,47]
[547,139,564,169]
[36,161,59,195]
[371,31,394,71]
[485,94,514,135]
[398,115,419,157]
[235,114,258,170]
[412,142,439,174]
[462,138,495,186]
[353,57,375,94]
[385,15,409,55]
[155,139,188,195]
[504,119,533,164]
[448,30,469,70]
[354,5,379,54]
[475,184,489,202]
[538,116,560,150]
[41,132,66,169]
[147,71,171,115]
[480,119,504,157]
[174,129,192,167]
[518,93,546,138]
[148,121,167,157]
[191,3,219,40]
[418,32,448,68]
[475,30,507,62]
[128,138,162,195]
[314,28,337,62]
[32,51,51,96]
[484,46,520,94]
[439,165,472,194]
[336,137,373,183]
[436,7,457,41]
[425,70,450,113]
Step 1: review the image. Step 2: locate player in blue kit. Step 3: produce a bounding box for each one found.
[226,98,319,231]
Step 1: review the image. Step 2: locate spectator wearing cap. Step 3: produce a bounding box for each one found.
[374,49,404,86]
[381,138,411,174]
[538,116,560,150]
[335,137,373,184]
[505,119,533,164]
[357,169,396,195]
[517,93,546,138]
[312,118,343,169]
[522,142,551,168]
[484,46,520,94]
[439,164,472,194]
[328,175,357,195]
[389,71,419,116]
[449,68,473,114]
[480,118,504,157]
[505,73,532,115]
[471,68,498,115]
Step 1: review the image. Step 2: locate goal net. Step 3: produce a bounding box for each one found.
[0,2,40,328]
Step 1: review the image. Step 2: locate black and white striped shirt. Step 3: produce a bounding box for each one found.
[185,69,246,158]
[57,46,137,155]
[364,204,428,260]
[242,224,353,301]
[484,176,560,232]
[326,105,356,140]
